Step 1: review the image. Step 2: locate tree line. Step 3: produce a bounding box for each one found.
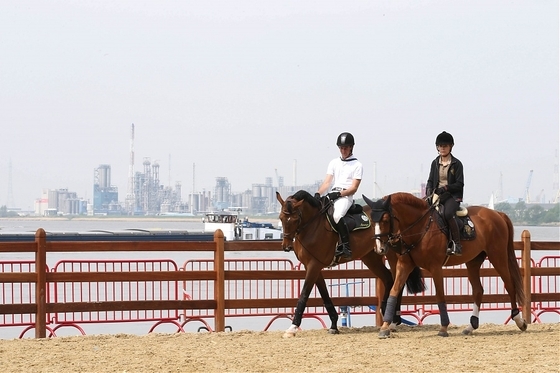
[494,202,559,225]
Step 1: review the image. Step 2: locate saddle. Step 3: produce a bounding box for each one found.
[434,204,477,241]
[325,201,371,232]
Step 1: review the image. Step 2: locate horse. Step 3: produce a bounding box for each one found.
[276,190,424,338]
[363,192,527,338]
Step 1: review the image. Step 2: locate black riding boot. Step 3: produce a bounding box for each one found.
[447,216,462,256]
[334,219,352,259]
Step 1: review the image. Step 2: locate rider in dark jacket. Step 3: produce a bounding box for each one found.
[426,131,464,256]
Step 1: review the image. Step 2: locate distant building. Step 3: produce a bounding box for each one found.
[34,188,87,216]
[93,164,120,215]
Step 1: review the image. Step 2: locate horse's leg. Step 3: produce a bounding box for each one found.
[283,262,322,338]
[360,251,401,329]
[431,268,451,337]
[378,259,412,338]
[463,253,486,335]
[314,273,340,334]
[487,220,527,331]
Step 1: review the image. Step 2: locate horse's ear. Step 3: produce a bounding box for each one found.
[384,195,391,209]
[292,199,304,209]
[276,191,285,206]
[362,194,375,209]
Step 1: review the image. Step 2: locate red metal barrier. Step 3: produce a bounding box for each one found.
[181,258,299,331]
[0,261,54,338]
[533,256,560,322]
[50,259,182,336]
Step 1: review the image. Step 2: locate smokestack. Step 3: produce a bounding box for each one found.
[125,123,135,214]
[191,163,195,214]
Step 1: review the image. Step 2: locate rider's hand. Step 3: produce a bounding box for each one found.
[327,191,341,201]
[314,193,321,200]
[435,187,446,195]
[426,196,433,206]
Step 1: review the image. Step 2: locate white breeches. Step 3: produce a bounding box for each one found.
[333,196,353,223]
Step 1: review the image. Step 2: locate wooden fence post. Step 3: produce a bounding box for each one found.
[214,230,225,332]
[35,228,47,338]
[375,278,383,327]
[521,230,532,324]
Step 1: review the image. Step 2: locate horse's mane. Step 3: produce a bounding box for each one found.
[389,192,428,209]
[291,190,321,208]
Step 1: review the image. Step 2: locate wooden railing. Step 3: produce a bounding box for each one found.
[0,228,558,338]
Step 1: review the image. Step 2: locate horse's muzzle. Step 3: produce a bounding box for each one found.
[375,242,388,255]
[282,238,294,252]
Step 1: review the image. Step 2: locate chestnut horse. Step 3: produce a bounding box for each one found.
[363,192,527,338]
[276,190,424,338]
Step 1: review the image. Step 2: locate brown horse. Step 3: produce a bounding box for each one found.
[276,190,424,338]
[363,192,527,338]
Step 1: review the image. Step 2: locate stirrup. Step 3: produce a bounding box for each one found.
[446,241,462,256]
[335,243,352,259]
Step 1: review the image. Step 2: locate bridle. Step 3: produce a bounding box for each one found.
[281,197,331,252]
[375,202,435,255]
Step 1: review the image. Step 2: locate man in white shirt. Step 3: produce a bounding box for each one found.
[316,132,363,259]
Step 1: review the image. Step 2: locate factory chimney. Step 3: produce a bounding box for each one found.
[125,123,135,214]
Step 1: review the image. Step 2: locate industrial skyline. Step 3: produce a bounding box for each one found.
[2,118,559,214]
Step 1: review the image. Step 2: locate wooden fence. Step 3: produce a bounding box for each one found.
[0,228,558,338]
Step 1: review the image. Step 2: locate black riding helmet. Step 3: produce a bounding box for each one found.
[336,132,355,146]
[435,131,454,146]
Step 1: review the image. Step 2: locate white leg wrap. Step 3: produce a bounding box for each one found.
[286,324,298,334]
[472,304,480,319]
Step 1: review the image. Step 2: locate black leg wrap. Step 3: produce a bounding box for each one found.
[383,295,398,323]
[437,302,450,327]
[511,308,520,319]
[292,298,307,327]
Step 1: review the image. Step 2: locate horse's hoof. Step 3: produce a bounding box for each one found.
[389,322,398,332]
[437,331,449,337]
[462,325,475,335]
[519,322,527,332]
[282,332,296,338]
[328,328,339,335]
[378,329,391,339]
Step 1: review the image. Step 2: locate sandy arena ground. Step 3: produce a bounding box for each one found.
[0,323,558,373]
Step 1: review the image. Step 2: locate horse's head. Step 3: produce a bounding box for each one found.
[276,191,304,252]
[362,194,395,255]
[364,192,432,255]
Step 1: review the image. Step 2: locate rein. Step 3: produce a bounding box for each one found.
[296,200,331,234]
[385,203,436,255]
[283,198,334,266]
[281,198,331,251]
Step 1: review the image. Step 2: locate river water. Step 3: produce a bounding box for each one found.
[0,219,558,338]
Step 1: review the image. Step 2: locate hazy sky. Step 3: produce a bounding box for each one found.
[1,0,558,210]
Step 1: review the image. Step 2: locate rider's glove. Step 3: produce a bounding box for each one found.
[314,193,321,200]
[327,191,341,201]
[435,187,446,195]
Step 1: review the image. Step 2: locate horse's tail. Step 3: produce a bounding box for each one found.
[405,266,426,294]
[499,211,526,306]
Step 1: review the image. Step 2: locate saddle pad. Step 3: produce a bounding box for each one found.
[327,210,371,232]
[459,215,476,240]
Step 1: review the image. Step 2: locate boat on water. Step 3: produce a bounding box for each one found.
[202,211,282,241]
